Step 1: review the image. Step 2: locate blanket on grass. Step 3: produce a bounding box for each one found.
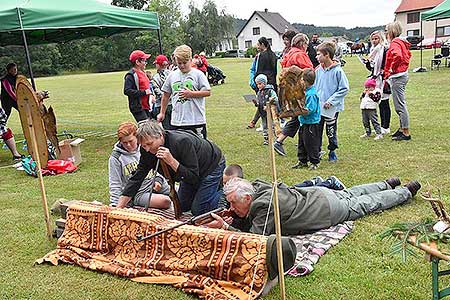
[37,202,269,300]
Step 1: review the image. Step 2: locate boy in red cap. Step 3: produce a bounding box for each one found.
[123,50,154,122]
[359,78,383,140]
[151,54,173,129]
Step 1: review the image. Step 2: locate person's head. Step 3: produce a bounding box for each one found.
[385,21,403,42]
[316,42,335,64]
[255,74,268,90]
[282,30,297,48]
[312,33,319,43]
[302,68,315,88]
[370,30,386,47]
[291,33,309,50]
[153,54,169,70]
[223,178,254,217]
[364,78,376,91]
[129,50,151,71]
[6,63,17,76]
[136,120,165,154]
[223,164,244,185]
[257,37,271,52]
[117,122,138,153]
[173,44,192,73]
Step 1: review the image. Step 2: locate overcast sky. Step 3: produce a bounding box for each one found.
[99,0,402,29]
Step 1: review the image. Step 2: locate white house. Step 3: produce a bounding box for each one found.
[236,9,297,52]
[395,0,450,41]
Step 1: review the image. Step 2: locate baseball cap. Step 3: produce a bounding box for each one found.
[153,54,169,65]
[129,50,151,63]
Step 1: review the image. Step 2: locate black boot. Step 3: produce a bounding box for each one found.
[405,180,421,196]
[386,177,401,188]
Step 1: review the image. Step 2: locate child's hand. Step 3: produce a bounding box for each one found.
[179,88,192,99]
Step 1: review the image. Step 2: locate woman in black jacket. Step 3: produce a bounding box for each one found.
[255,37,278,91]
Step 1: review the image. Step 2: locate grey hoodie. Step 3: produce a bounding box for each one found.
[108,142,169,206]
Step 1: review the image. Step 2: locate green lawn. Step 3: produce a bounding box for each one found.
[1,49,450,300]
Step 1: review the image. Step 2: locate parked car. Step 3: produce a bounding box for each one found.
[224,49,245,58]
[417,38,442,49]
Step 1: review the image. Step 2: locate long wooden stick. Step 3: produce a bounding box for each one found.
[266,103,286,300]
[24,100,52,240]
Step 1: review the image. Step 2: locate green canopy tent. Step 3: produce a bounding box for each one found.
[0,0,161,89]
[415,0,450,71]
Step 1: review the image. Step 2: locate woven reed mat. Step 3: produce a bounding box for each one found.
[36,201,269,299]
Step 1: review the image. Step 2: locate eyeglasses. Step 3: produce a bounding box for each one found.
[138,59,147,63]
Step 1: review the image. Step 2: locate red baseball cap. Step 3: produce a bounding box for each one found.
[129,50,151,63]
[153,54,169,65]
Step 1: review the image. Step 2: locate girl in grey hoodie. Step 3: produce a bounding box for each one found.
[108,122,170,208]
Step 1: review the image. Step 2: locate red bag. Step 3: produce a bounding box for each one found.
[42,160,77,176]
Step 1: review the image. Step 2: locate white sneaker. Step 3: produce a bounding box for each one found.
[374,134,383,141]
[381,127,390,135]
[360,133,370,138]
[256,125,263,132]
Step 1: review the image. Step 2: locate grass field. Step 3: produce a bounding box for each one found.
[1,49,450,300]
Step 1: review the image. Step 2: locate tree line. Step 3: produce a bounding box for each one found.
[0,0,233,77]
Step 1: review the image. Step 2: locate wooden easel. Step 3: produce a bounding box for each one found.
[16,77,52,240]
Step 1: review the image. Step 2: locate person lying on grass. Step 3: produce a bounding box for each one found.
[205,176,421,235]
[109,121,170,209]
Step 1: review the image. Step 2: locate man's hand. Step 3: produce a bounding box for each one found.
[117,195,131,208]
[156,147,175,164]
[153,181,161,192]
[323,101,332,109]
[204,213,233,229]
[157,112,165,123]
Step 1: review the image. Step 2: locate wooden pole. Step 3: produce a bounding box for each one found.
[23,99,52,240]
[266,103,286,300]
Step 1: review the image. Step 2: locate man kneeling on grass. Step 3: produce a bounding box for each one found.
[205,177,421,235]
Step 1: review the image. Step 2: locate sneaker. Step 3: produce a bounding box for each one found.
[328,151,338,162]
[386,177,401,188]
[392,132,411,141]
[405,180,421,196]
[273,141,286,156]
[319,151,326,160]
[292,161,308,169]
[360,133,370,138]
[247,121,255,129]
[311,176,324,185]
[309,163,319,170]
[391,129,402,138]
[256,125,264,132]
[374,134,383,141]
[381,127,390,135]
[326,176,346,190]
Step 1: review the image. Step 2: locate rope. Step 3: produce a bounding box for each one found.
[247,182,276,300]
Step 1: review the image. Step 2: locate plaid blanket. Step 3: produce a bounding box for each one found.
[37,202,269,300]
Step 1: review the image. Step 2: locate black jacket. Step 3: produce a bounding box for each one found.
[122,130,223,197]
[256,50,278,88]
[123,69,145,113]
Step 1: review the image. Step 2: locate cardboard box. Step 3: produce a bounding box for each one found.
[58,138,85,166]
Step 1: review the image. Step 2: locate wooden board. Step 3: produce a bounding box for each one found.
[16,76,48,168]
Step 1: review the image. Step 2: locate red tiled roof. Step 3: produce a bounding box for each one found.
[395,0,444,13]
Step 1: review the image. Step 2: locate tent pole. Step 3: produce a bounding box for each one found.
[421,21,423,69]
[434,20,437,57]
[17,8,36,91]
[157,29,163,54]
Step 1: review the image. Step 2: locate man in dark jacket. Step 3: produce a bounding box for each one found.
[124,50,152,122]
[117,120,225,216]
[206,177,421,235]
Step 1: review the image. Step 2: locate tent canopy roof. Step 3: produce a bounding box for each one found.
[422,0,450,20]
[0,0,159,46]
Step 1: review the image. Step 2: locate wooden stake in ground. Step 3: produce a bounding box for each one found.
[266,101,286,300]
[16,78,52,240]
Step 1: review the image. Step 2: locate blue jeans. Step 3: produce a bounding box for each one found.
[178,159,226,216]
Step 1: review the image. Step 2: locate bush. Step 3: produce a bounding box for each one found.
[214,51,225,58]
[245,47,257,58]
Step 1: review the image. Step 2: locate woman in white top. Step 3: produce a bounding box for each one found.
[368,30,391,134]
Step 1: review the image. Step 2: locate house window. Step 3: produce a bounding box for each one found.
[245,40,252,48]
[267,38,272,46]
[253,27,260,35]
[407,29,419,36]
[407,12,420,23]
[437,26,450,37]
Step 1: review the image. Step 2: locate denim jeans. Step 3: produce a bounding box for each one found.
[178,158,226,216]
